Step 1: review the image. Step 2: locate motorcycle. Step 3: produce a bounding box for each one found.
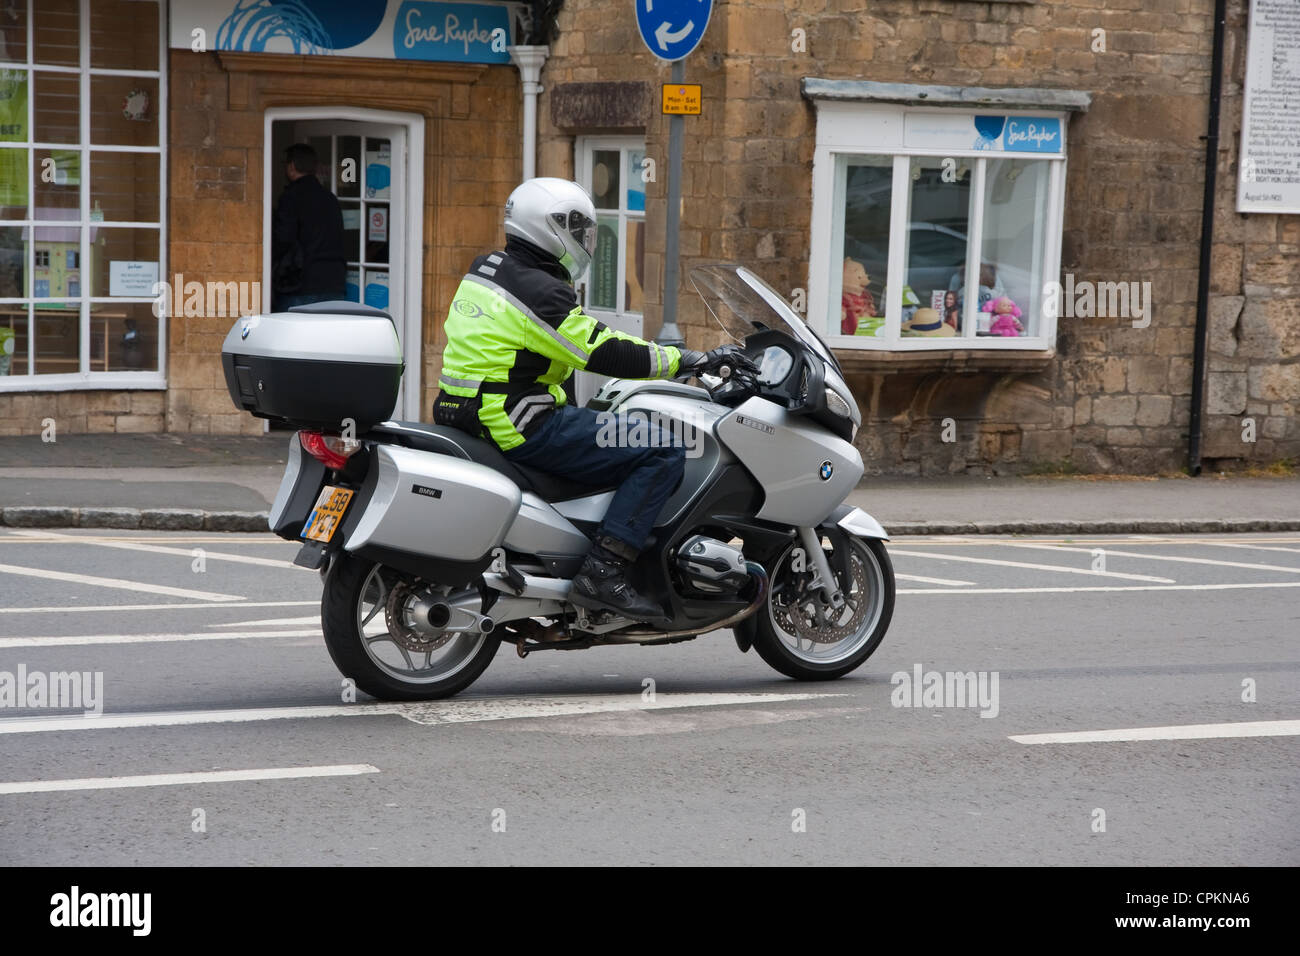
[221,264,894,700]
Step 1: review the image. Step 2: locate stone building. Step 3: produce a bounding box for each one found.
[0,0,1294,477]
[537,0,1298,474]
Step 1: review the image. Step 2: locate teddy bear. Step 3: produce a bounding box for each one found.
[981,295,1023,336]
[840,258,877,335]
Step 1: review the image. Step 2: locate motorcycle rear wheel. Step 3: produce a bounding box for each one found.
[320,553,498,701]
[751,536,894,681]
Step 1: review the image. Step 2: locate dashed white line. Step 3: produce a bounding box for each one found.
[888,549,1176,583]
[894,573,974,587]
[0,764,380,795]
[1010,720,1300,745]
[0,693,837,735]
[0,600,317,615]
[0,629,320,649]
[0,563,243,602]
[208,616,320,628]
[899,581,1300,595]
[11,529,296,569]
[991,540,1300,575]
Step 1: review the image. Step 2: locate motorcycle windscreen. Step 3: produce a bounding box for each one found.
[688,264,840,371]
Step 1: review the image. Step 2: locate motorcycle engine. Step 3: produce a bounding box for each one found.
[675,535,751,594]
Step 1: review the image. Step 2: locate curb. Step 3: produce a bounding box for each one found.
[1,506,1298,536]
[0,507,270,532]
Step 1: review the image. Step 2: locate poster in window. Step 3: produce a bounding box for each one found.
[589,216,618,311]
[0,69,27,208]
[364,270,389,310]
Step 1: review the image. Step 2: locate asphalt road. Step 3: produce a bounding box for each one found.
[0,529,1296,866]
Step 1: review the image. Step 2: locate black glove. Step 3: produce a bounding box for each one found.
[680,344,757,377]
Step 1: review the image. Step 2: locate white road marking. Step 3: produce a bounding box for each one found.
[0,563,243,601]
[894,573,974,587]
[991,540,1300,575]
[11,529,296,569]
[0,693,837,735]
[1193,541,1300,555]
[208,616,320,628]
[1010,719,1300,745]
[0,764,379,795]
[0,629,320,648]
[899,581,1300,596]
[888,549,1176,583]
[0,600,317,615]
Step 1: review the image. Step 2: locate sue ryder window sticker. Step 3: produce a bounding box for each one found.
[172,0,516,65]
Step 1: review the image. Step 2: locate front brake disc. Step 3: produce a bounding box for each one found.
[773,548,868,644]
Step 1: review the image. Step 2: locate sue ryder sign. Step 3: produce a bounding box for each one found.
[170,0,516,65]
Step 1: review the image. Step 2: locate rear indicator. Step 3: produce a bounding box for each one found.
[300,430,361,470]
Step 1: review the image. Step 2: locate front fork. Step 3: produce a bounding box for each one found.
[797,526,845,610]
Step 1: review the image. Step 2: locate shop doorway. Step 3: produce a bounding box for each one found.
[264,108,425,421]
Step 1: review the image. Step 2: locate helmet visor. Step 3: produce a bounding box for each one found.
[557,210,597,255]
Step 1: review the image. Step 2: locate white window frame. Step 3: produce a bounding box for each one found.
[808,101,1066,352]
[574,135,646,326]
[0,0,168,392]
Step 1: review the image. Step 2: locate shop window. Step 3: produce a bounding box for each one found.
[0,0,164,388]
[575,137,646,321]
[809,102,1066,351]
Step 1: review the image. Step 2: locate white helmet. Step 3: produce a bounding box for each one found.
[504,178,598,283]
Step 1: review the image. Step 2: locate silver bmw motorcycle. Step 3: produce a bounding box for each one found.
[222,264,894,700]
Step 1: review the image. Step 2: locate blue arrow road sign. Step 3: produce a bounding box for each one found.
[635,0,712,62]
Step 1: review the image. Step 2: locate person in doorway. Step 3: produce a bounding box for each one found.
[435,177,751,622]
[271,143,346,312]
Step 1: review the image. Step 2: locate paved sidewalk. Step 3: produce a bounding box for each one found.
[1,433,1297,534]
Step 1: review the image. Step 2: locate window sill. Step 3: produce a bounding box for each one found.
[0,374,167,392]
[832,348,1055,374]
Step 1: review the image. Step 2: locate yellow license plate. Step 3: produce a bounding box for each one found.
[302,486,354,543]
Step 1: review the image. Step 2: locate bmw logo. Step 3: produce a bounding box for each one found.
[240,323,251,340]
[819,460,834,481]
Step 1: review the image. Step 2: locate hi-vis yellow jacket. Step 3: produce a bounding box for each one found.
[435,238,685,451]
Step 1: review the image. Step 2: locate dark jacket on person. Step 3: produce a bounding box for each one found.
[272,174,347,296]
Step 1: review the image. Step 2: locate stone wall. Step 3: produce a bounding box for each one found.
[1199,0,1300,468]
[539,0,1298,474]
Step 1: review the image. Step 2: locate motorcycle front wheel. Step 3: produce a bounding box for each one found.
[320,552,499,701]
[751,535,894,681]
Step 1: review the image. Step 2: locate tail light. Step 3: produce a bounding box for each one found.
[300,430,361,470]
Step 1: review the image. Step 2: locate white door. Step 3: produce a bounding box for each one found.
[270,118,414,419]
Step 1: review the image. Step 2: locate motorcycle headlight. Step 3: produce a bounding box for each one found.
[825,386,852,419]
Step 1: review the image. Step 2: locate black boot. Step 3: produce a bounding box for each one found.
[570,536,664,622]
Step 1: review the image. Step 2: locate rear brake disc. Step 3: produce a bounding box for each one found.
[384,581,455,652]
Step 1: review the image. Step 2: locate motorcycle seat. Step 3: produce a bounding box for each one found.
[366,421,615,504]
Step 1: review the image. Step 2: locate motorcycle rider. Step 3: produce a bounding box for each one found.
[434,178,751,622]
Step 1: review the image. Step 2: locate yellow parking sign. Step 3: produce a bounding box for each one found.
[662,84,702,115]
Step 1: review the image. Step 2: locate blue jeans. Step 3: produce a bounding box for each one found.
[273,291,341,312]
[504,404,686,554]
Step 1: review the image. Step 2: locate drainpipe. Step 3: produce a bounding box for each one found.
[1188,0,1228,476]
[508,45,549,180]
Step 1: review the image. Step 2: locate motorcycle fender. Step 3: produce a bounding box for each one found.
[269,432,329,541]
[819,506,888,599]
[829,505,889,542]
